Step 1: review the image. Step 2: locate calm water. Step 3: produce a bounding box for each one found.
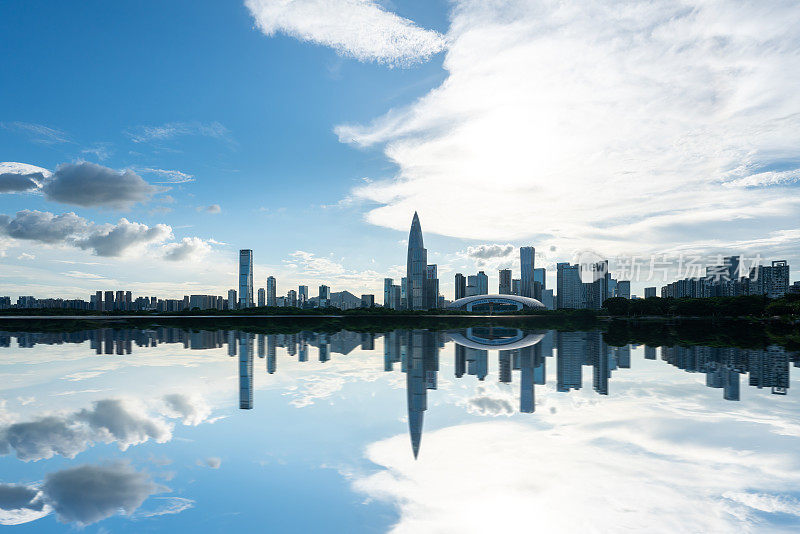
[1,323,799,532]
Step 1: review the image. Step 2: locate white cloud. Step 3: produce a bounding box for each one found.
[161,237,213,262]
[197,204,221,214]
[337,0,800,263]
[245,0,446,66]
[125,121,231,144]
[1,122,70,144]
[354,419,800,533]
[136,167,195,184]
[0,209,216,261]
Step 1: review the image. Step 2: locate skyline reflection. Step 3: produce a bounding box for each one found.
[2,326,797,461]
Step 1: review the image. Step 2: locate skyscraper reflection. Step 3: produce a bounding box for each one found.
[2,326,798,459]
[239,332,254,410]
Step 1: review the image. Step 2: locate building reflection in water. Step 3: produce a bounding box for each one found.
[1,327,797,458]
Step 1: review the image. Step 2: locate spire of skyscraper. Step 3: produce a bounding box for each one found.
[407,212,428,310]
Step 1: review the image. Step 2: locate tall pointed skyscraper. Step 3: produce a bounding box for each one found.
[407,212,428,310]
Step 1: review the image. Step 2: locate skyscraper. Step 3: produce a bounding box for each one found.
[520,246,535,298]
[476,271,488,295]
[319,285,330,307]
[298,285,308,307]
[454,273,466,300]
[239,249,253,308]
[425,264,439,308]
[239,332,254,409]
[95,291,103,312]
[499,269,512,294]
[227,289,237,310]
[267,276,277,306]
[556,262,584,309]
[406,212,429,310]
[616,280,631,299]
[384,278,394,308]
[257,288,266,307]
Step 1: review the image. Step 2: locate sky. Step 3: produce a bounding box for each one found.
[1,0,799,300]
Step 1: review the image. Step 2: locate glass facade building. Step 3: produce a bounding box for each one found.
[239,249,253,308]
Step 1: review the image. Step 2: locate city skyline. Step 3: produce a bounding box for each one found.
[2,1,799,301]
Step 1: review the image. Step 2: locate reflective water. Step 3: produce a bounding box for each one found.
[1,323,799,532]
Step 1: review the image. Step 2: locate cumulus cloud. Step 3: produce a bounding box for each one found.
[466,244,514,260]
[197,204,221,214]
[43,162,158,209]
[0,210,89,244]
[42,462,165,526]
[161,394,211,426]
[245,0,446,66]
[0,210,211,259]
[0,463,169,527]
[465,395,515,417]
[0,161,163,208]
[338,0,800,262]
[198,457,222,469]
[74,218,172,257]
[0,173,42,193]
[125,121,231,144]
[0,399,172,461]
[0,484,48,525]
[162,237,213,262]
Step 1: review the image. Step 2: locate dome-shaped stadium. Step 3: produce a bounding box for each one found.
[447,294,545,313]
[448,327,545,350]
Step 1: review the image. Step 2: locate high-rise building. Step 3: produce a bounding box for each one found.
[361,294,375,307]
[391,284,401,310]
[454,273,466,300]
[406,212,429,310]
[499,269,512,295]
[287,289,297,307]
[511,279,521,296]
[266,276,277,306]
[319,285,330,307]
[724,256,741,281]
[384,278,394,308]
[645,287,657,298]
[227,289,237,310]
[533,267,546,289]
[124,291,132,311]
[298,285,308,307]
[239,249,253,308]
[476,271,488,295]
[400,277,409,310]
[616,280,631,299]
[115,290,124,311]
[541,288,555,310]
[585,260,610,310]
[95,291,103,312]
[520,246,535,298]
[426,264,439,308]
[556,262,584,309]
[104,291,115,312]
[257,288,266,307]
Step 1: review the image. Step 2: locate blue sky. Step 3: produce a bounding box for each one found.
[1,0,798,300]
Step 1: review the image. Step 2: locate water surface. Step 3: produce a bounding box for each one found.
[1,323,798,532]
